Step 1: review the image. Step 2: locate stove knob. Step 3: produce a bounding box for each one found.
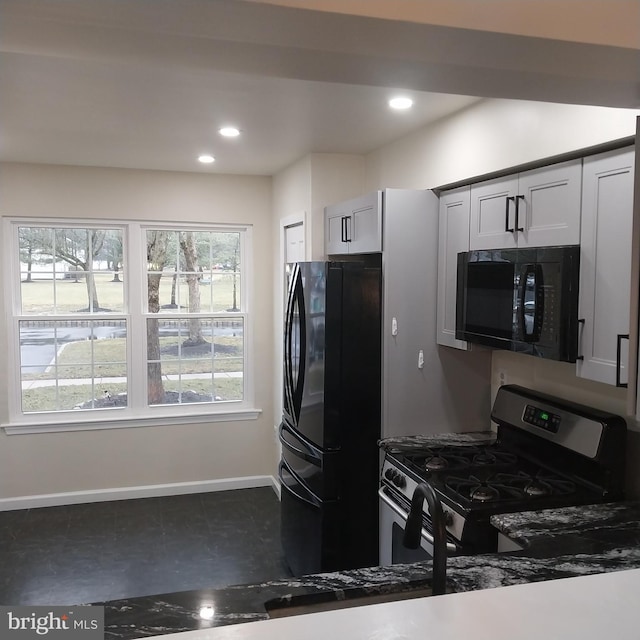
[384,468,395,481]
[393,473,406,489]
[443,510,454,527]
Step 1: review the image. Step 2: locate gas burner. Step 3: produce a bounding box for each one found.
[424,455,449,471]
[523,480,551,497]
[470,485,500,502]
[472,452,497,466]
[472,450,518,467]
[493,471,577,499]
[445,474,525,504]
[405,445,519,475]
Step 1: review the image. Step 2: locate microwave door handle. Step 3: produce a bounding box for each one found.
[518,264,536,342]
[532,264,544,342]
[517,265,528,340]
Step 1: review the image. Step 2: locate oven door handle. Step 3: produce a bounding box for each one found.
[378,488,458,554]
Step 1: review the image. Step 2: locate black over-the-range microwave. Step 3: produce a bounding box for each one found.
[456,245,580,362]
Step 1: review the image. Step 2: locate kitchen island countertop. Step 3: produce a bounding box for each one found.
[102,431,640,639]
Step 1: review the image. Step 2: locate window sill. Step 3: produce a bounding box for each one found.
[2,408,262,435]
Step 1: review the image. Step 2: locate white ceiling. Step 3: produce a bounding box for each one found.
[1,0,638,176]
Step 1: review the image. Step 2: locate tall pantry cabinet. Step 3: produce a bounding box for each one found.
[325,189,487,437]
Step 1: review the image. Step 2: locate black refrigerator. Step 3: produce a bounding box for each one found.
[279,253,382,576]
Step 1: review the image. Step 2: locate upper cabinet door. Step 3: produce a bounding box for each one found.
[325,202,349,255]
[577,147,635,386]
[469,176,519,250]
[469,160,581,250]
[517,159,582,248]
[324,192,382,255]
[348,191,383,254]
[437,186,471,349]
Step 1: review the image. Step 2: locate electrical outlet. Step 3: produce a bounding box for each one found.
[497,369,508,386]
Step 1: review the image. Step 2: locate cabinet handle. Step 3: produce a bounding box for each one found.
[341,216,347,243]
[344,216,352,243]
[576,318,585,361]
[515,195,525,232]
[616,333,629,388]
[505,196,515,233]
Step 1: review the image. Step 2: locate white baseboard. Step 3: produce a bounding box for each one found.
[271,474,281,500]
[0,475,279,511]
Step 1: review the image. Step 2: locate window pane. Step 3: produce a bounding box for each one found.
[19,320,127,413]
[19,226,124,314]
[145,229,242,313]
[146,318,243,405]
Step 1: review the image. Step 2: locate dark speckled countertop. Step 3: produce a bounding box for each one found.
[101,433,640,639]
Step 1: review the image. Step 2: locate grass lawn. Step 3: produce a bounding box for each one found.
[20,271,240,314]
[21,377,243,412]
[22,336,244,379]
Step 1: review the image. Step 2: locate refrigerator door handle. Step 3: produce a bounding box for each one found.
[290,266,307,419]
[279,422,322,465]
[279,460,322,508]
[283,265,297,419]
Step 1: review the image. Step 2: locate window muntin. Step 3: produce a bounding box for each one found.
[146,318,244,406]
[10,222,248,422]
[19,227,124,315]
[19,319,128,413]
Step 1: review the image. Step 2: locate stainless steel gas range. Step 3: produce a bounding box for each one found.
[379,385,627,566]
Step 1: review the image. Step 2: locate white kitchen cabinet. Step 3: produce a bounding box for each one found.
[469,160,582,250]
[325,191,382,255]
[577,146,635,386]
[382,189,441,435]
[436,186,471,349]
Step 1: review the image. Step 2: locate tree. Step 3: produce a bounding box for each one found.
[98,231,123,283]
[210,232,241,311]
[18,227,51,283]
[53,229,106,311]
[18,227,108,309]
[179,231,207,346]
[147,230,169,404]
[229,234,240,312]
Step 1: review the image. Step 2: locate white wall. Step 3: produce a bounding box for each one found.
[0,163,276,502]
[365,99,639,191]
[309,153,365,259]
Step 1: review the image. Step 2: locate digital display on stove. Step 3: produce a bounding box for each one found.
[523,404,561,433]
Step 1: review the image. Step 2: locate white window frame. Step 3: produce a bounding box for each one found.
[2,217,260,435]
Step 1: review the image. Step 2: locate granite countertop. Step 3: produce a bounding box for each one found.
[378,431,496,452]
[101,432,640,639]
[103,501,640,638]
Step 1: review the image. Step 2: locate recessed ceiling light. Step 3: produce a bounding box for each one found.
[198,154,215,164]
[199,605,215,620]
[389,96,414,110]
[219,127,240,138]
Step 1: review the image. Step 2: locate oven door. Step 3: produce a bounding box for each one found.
[378,486,458,566]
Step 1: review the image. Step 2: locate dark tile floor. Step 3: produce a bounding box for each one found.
[0,487,291,606]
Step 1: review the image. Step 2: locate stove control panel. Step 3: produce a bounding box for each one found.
[384,467,406,489]
[523,404,561,433]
